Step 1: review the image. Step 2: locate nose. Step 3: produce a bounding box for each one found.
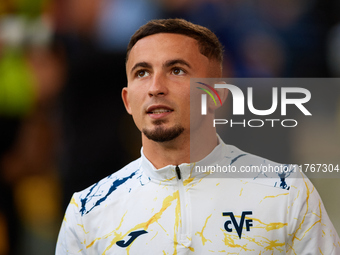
[148,73,168,97]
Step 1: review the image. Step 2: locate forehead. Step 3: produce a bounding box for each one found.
[132,32,199,49]
[126,33,206,70]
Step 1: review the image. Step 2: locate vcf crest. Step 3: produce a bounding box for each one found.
[223,211,253,239]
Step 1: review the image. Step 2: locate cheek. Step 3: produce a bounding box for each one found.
[130,101,142,118]
[128,89,143,107]
[129,91,145,115]
[129,102,143,131]
[179,95,191,123]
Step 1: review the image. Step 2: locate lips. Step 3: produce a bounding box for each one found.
[146,105,173,114]
[146,105,174,119]
[148,108,172,114]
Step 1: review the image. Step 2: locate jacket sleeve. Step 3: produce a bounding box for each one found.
[56,194,87,255]
[286,175,340,254]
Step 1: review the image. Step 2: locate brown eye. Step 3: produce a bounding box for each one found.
[172,68,185,75]
[137,70,149,78]
[138,70,145,77]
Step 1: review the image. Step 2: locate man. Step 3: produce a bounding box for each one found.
[56,19,340,254]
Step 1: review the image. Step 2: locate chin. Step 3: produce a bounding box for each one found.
[142,124,184,143]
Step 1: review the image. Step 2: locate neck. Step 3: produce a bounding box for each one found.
[142,127,218,169]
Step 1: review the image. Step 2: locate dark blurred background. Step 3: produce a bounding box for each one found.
[0,0,339,254]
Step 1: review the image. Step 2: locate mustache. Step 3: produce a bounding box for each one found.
[144,99,176,112]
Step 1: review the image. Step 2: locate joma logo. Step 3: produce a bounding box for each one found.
[223,211,253,239]
[116,230,148,248]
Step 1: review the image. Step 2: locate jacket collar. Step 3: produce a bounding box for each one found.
[140,135,229,184]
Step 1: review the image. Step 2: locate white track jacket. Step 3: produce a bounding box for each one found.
[56,137,340,254]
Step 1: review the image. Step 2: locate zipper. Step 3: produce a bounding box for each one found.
[175,165,190,245]
[176,165,181,180]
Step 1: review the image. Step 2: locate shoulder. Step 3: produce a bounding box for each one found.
[72,158,147,216]
[221,144,306,191]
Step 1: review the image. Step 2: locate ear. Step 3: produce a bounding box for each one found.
[121,87,132,115]
[207,85,229,111]
[215,86,228,106]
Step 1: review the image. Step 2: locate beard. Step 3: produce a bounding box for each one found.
[142,120,184,142]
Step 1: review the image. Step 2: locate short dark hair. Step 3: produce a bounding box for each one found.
[126,18,224,65]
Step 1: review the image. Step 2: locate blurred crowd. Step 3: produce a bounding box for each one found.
[0,0,340,254]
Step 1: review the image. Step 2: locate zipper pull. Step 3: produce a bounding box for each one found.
[175,165,181,180]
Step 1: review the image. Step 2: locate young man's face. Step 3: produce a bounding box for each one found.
[123,33,217,143]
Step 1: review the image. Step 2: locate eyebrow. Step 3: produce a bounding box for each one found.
[164,59,191,69]
[130,59,192,75]
[130,62,152,75]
